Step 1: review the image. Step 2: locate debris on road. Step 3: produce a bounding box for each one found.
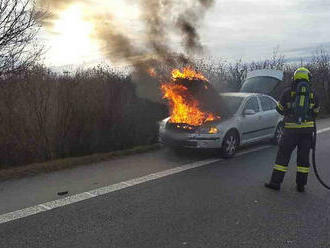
[57,191,69,196]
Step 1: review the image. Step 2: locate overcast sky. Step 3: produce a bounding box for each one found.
[200,0,330,62]
[44,0,330,66]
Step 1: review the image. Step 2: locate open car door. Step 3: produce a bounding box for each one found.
[240,69,284,98]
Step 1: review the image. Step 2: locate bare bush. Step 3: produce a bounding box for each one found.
[249,48,285,71]
[0,66,167,167]
[1,49,330,168]
[0,0,43,74]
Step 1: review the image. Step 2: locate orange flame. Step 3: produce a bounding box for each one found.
[147,67,157,77]
[161,67,220,126]
[171,67,208,82]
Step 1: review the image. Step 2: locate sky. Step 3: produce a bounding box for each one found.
[200,0,330,61]
[42,0,330,67]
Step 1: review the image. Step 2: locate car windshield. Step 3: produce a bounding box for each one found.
[220,96,244,115]
[241,76,280,94]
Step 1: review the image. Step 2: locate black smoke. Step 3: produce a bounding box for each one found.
[37,0,215,71]
[171,78,225,118]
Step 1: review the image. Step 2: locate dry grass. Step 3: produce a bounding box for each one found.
[0,144,161,181]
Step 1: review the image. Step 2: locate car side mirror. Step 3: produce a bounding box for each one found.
[243,109,256,116]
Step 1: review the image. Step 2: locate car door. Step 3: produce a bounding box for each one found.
[258,95,279,137]
[240,96,263,142]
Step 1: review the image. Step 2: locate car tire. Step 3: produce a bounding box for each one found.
[221,131,239,158]
[272,122,283,145]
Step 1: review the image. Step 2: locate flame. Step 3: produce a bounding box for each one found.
[171,67,208,82]
[161,67,220,126]
[147,67,157,77]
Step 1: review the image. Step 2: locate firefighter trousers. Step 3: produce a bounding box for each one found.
[270,129,313,186]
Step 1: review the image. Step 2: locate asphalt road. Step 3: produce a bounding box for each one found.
[1,119,330,247]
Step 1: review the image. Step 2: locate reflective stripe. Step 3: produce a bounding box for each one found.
[297,166,310,173]
[285,121,314,125]
[285,121,314,128]
[285,124,314,128]
[277,102,284,111]
[299,87,306,106]
[291,91,296,97]
[310,92,315,109]
[274,164,288,172]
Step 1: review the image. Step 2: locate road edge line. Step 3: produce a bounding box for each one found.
[0,158,220,225]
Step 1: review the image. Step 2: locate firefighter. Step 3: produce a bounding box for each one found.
[265,67,320,192]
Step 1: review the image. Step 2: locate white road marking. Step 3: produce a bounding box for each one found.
[39,204,52,210]
[0,158,221,225]
[85,192,95,197]
[317,127,330,134]
[1,126,330,225]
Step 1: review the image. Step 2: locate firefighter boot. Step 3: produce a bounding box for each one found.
[296,171,308,193]
[264,182,281,191]
[296,171,309,192]
[296,184,305,192]
[265,169,286,191]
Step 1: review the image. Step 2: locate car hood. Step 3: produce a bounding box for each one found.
[163,114,233,126]
[240,69,283,95]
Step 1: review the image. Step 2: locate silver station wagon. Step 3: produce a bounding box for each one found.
[159,69,284,158]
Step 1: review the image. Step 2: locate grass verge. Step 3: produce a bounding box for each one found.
[0,144,161,181]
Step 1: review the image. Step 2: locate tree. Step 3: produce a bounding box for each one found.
[310,49,330,113]
[0,0,43,74]
[227,59,248,91]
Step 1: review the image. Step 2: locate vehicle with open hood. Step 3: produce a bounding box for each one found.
[159,69,284,157]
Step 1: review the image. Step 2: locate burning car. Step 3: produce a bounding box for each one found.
[158,68,283,158]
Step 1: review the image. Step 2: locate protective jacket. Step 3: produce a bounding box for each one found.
[276,84,320,130]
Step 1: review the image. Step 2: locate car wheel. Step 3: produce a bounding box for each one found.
[221,131,239,158]
[272,122,283,145]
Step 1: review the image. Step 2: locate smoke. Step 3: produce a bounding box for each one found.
[178,0,215,54]
[174,78,224,116]
[37,0,215,72]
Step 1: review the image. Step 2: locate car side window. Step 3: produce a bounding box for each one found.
[260,96,276,111]
[244,97,260,112]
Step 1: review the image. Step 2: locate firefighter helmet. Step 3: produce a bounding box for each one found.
[294,67,311,82]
